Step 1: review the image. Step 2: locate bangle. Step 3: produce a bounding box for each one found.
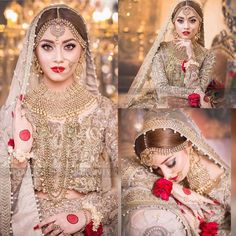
[82,209,89,226]
[11,149,33,163]
[82,202,103,231]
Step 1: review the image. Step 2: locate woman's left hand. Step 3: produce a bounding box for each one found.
[175,39,195,60]
[37,211,88,235]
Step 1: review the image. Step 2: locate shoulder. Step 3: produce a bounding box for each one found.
[97,95,117,114]
[197,43,214,57]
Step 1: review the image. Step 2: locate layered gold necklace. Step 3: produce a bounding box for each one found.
[24,81,97,121]
[24,81,97,205]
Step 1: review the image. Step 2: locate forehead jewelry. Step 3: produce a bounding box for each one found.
[35,8,87,49]
[50,8,66,42]
[183,6,191,16]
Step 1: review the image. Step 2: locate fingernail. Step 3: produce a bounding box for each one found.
[19,94,24,101]
[213,200,220,205]
[33,225,39,230]
[11,112,14,118]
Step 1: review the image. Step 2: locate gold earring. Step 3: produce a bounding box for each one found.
[195,30,201,41]
[186,148,213,195]
[173,29,179,39]
[33,55,43,74]
[75,50,86,77]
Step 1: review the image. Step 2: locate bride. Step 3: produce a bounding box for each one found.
[122,109,230,235]
[0,4,118,236]
[124,0,215,108]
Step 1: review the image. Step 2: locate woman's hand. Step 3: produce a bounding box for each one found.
[172,182,215,220]
[175,39,195,60]
[37,210,91,235]
[12,96,33,166]
[13,96,33,152]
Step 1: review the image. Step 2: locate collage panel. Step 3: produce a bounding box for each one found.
[0,1,119,236]
[120,108,231,235]
[118,0,236,109]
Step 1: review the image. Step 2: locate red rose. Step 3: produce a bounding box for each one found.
[152,178,173,201]
[199,221,218,236]
[84,221,103,236]
[181,60,188,73]
[8,139,15,148]
[188,93,200,108]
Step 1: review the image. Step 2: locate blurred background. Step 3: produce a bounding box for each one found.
[118,0,236,106]
[0,0,118,106]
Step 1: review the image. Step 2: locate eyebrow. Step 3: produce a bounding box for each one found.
[161,156,173,165]
[176,16,197,19]
[39,38,76,44]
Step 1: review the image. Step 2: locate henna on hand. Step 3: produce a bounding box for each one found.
[183,187,191,195]
[67,214,79,224]
[19,129,31,141]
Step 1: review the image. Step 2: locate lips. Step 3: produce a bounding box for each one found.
[182,31,190,36]
[51,66,65,73]
[169,176,178,181]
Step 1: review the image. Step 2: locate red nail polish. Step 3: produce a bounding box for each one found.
[33,225,39,230]
[213,200,220,205]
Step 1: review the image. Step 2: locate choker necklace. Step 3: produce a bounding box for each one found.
[24,81,97,120]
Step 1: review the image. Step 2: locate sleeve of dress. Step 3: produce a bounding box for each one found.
[122,155,157,190]
[82,99,118,230]
[10,164,27,211]
[151,50,195,99]
[197,51,215,93]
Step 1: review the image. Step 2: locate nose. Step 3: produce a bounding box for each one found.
[54,47,64,64]
[160,166,172,180]
[183,20,190,29]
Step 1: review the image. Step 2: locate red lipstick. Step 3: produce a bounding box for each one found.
[169,176,178,181]
[182,31,190,36]
[51,66,65,73]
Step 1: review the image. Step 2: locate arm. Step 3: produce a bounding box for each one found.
[83,100,118,229]
[152,50,195,99]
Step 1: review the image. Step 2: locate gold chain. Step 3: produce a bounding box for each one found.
[24,82,97,205]
[24,81,97,121]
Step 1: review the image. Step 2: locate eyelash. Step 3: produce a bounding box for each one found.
[166,158,176,168]
[177,19,197,24]
[41,43,76,51]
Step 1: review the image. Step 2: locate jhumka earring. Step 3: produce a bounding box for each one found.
[33,55,43,74]
[186,148,215,195]
[173,29,179,39]
[75,50,86,77]
[195,29,201,41]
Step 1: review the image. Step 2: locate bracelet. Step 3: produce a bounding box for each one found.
[82,202,103,231]
[8,148,33,163]
[82,209,89,226]
[187,59,200,68]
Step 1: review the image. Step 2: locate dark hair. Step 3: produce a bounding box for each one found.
[35,8,88,41]
[171,1,203,21]
[135,129,187,157]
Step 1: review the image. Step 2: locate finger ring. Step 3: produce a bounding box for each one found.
[51,224,61,231]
